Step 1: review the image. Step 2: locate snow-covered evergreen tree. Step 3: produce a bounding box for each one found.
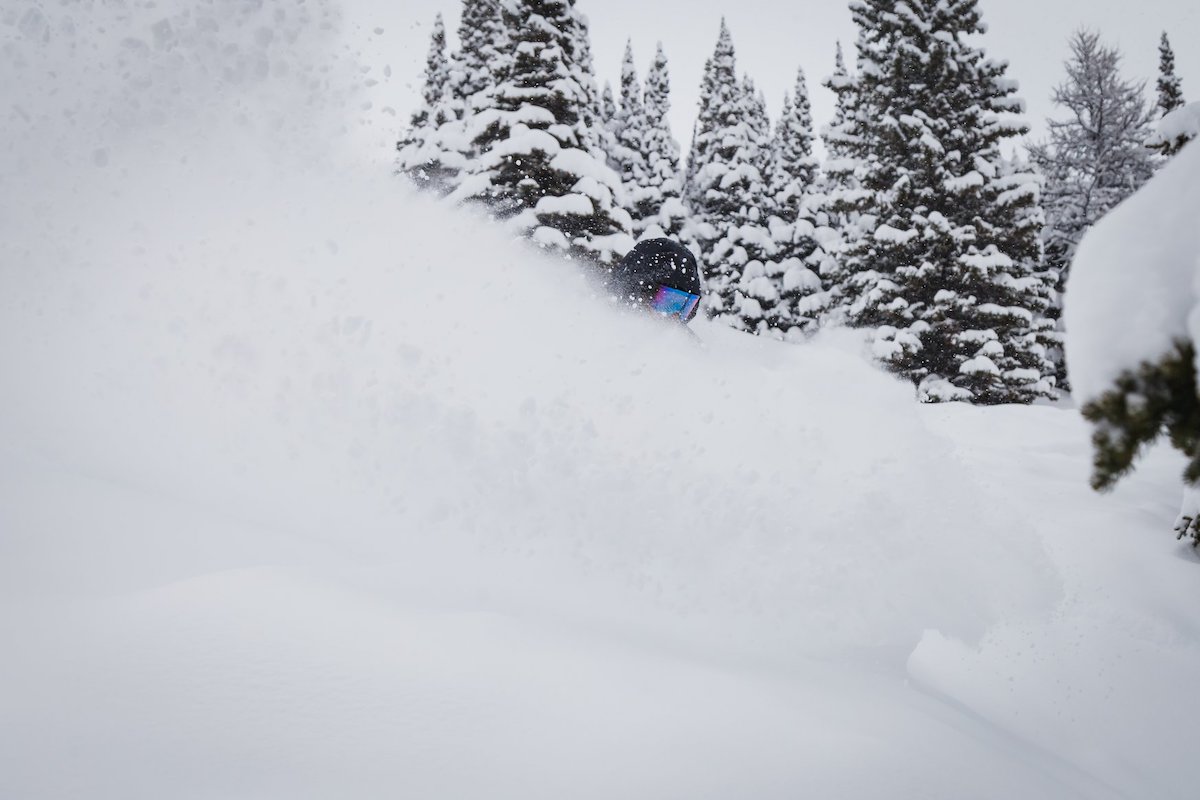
[1157,32,1186,117]
[601,82,617,127]
[840,0,1055,404]
[1151,32,1192,157]
[396,15,458,193]
[815,41,870,319]
[821,42,860,168]
[1030,31,1157,288]
[757,66,826,336]
[448,0,508,116]
[429,0,513,195]
[561,0,606,139]
[633,43,691,239]
[610,41,648,219]
[726,74,807,337]
[685,21,776,329]
[617,42,643,129]
[595,80,622,196]
[768,67,818,225]
[743,76,773,196]
[724,75,782,334]
[452,0,632,265]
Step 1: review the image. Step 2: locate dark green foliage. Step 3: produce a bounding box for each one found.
[626,43,685,238]
[1157,32,1185,118]
[685,21,774,323]
[1082,340,1200,493]
[1153,32,1192,158]
[397,15,457,193]
[840,0,1055,403]
[451,0,509,112]
[1172,513,1200,548]
[465,0,630,264]
[769,66,818,227]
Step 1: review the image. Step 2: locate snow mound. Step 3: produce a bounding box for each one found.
[1064,133,1200,402]
[1148,102,1200,151]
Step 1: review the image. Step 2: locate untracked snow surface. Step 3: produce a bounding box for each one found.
[1,4,1198,799]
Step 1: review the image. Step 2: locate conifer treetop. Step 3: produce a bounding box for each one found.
[1157,31,1186,117]
[645,43,671,122]
[841,0,1056,404]
[1032,29,1156,252]
[450,0,508,111]
[769,65,818,224]
[396,13,458,193]
[1150,32,1192,156]
[620,40,642,120]
[455,0,632,263]
[616,40,684,240]
[421,14,450,124]
[601,82,616,123]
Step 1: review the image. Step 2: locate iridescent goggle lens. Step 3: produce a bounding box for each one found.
[652,285,701,323]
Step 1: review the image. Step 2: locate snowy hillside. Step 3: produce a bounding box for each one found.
[1,4,1198,799]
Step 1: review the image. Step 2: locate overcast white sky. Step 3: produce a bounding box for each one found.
[349,0,1199,158]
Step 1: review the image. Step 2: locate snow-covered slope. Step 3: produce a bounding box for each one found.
[1,5,1197,799]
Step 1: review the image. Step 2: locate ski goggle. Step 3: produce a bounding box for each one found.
[652,285,701,323]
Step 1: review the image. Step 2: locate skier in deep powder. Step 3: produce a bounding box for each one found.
[606,238,704,326]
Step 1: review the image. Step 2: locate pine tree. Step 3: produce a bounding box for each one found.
[610,41,648,219]
[752,66,826,337]
[786,69,830,331]
[448,0,508,116]
[452,0,632,265]
[601,82,617,126]
[743,76,773,176]
[1030,31,1157,297]
[634,43,686,240]
[840,0,1055,404]
[1152,32,1192,156]
[419,15,450,119]
[595,80,622,187]
[568,3,605,128]
[685,21,774,327]
[821,42,861,169]
[728,75,797,337]
[1157,32,1186,117]
[421,0,513,196]
[768,67,818,225]
[815,40,871,320]
[617,41,643,129]
[396,14,458,193]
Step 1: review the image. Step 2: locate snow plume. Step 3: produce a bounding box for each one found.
[0,3,1095,798]
[0,11,1049,651]
[0,0,357,181]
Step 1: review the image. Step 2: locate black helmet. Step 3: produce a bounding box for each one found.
[609,238,704,323]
